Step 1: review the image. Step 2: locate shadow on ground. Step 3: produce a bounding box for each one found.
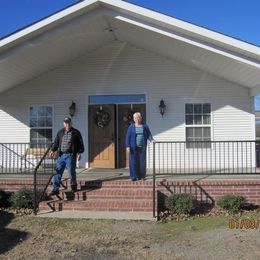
[0,210,28,254]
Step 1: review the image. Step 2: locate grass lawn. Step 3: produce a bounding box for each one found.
[1,211,260,259]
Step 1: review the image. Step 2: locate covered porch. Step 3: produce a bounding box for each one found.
[1,140,260,217]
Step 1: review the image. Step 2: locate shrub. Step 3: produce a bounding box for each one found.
[0,189,12,208]
[11,187,34,209]
[216,195,246,212]
[165,193,199,215]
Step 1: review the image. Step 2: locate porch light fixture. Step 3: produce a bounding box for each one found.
[159,99,166,117]
[69,101,76,117]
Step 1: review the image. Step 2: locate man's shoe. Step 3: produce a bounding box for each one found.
[71,186,78,193]
[49,190,59,196]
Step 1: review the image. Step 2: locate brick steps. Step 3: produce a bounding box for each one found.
[40,179,154,212]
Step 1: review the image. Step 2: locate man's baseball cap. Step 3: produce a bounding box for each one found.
[64,117,72,123]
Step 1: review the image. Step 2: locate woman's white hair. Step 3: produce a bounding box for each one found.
[133,112,142,119]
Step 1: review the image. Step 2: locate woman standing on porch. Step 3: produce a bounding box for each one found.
[125,112,155,181]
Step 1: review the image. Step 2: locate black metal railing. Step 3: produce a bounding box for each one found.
[151,140,260,217]
[150,140,259,175]
[0,143,52,174]
[33,143,56,215]
[0,143,30,174]
[0,142,55,214]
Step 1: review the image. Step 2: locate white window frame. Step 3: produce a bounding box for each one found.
[29,105,54,145]
[185,103,212,148]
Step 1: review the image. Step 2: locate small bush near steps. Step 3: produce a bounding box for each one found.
[10,186,34,210]
[216,195,247,213]
[165,193,199,215]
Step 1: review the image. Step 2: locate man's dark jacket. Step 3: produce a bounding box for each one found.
[51,127,84,156]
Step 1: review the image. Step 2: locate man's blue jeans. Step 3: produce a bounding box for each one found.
[52,153,77,191]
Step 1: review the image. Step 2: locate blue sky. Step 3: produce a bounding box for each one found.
[1,0,260,107]
[0,0,260,46]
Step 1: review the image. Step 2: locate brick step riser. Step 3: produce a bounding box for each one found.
[48,190,153,199]
[47,186,153,192]
[39,205,152,212]
[60,195,153,201]
[39,207,153,212]
[62,181,153,188]
[40,200,153,207]
[39,200,153,211]
[55,185,153,190]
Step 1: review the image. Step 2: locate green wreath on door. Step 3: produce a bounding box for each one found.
[94,108,111,128]
[123,111,134,126]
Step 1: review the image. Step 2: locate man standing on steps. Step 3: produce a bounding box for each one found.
[49,117,84,195]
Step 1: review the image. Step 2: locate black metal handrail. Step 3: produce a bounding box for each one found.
[152,140,260,217]
[0,143,41,173]
[151,140,259,175]
[33,143,55,215]
[0,143,25,158]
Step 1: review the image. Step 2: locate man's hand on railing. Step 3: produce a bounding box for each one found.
[49,150,55,158]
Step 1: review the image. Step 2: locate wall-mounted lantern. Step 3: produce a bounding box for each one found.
[159,99,166,117]
[69,101,76,117]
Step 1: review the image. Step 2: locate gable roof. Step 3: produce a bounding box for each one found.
[1,0,260,95]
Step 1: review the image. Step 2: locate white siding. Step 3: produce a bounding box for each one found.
[0,41,255,168]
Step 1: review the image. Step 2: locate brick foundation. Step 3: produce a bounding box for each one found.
[0,179,33,192]
[157,179,260,206]
[1,177,260,213]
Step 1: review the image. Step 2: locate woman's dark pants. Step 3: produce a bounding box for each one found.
[129,147,146,180]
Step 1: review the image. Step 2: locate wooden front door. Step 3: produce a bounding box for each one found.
[89,105,115,168]
[118,104,146,168]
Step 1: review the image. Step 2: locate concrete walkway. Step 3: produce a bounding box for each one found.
[36,210,156,221]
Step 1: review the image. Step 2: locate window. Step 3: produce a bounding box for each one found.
[185,103,211,148]
[89,94,146,104]
[255,94,260,111]
[29,106,53,146]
